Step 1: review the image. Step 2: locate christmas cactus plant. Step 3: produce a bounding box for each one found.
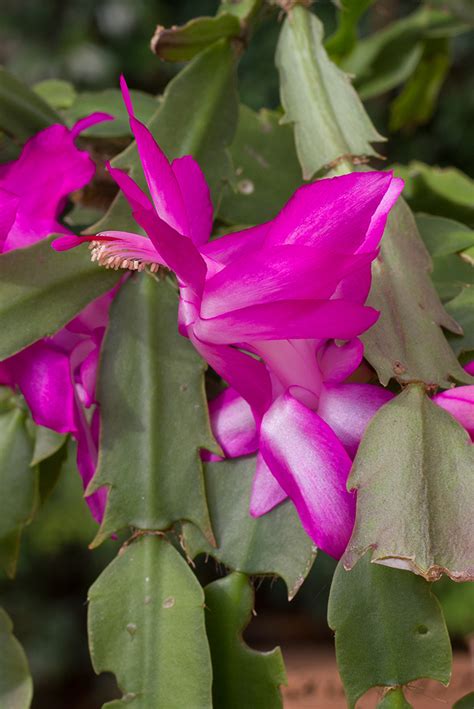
[1,1,473,707]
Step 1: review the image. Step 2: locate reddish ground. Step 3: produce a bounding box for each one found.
[282,647,473,708]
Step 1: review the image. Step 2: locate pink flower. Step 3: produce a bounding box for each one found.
[54,78,404,546]
[0,113,111,252]
[0,112,114,521]
[206,341,394,558]
[432,361,474,441]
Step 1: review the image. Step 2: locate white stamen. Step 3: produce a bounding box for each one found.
[88,240,161,275]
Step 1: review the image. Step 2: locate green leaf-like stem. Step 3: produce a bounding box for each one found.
[343,385,474,581]
[88,536,212,708]
[181,457,316,600]
[90,275,216,547]
[328,553,451,708]
[205,572,286,708]
[0,607,33,709]
[0,237,120,361]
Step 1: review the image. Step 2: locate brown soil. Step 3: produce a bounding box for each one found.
[282,647,473,708]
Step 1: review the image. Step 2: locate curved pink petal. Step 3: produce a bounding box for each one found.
[332,262,373,305]
[6,341,76,434]
[71,112,115,137]
[195,299,379,345]
[318,383,394,457]
[249,452,288,517]
[260,392,355,558]
[52,233,88,251]
[6,215,70,252]
[317,339,364,384]
[207,387,258,459]
[264,171,403,253]
[465,362,474,376]
[200,245,375,319]
[134,207,206,294]
[120,76,189,236]
[75,344,100,408]
[189,332,272,421]
[75,404,107,522]
[178,283,202,336]
[171,156,213,246]
[332,176,403,302]
[1,124,97,251]
[433,386,474,441]
[255,339,322,401]
[326,175,403,303]
[360,175,405,253]
[107,164,153,213]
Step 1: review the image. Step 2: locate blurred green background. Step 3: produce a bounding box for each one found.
[1,1,473,707]
[2,0,474,173]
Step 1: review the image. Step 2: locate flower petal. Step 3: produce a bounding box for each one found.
[317,339,364,384]
[189,332,272,421]
[134,207,206,294]
[360,174,405,253]
[433,386,474,441]
[52,233,88,251]
[332,262,373,304]
[171,156,213,246]
[71,112,115,137]
[75,343,100,408]
[74,404,107,522]
[249,452,288,517]
[264,171,403,253]
[260,392,355,558]
[1,124,96,251]
[107,164,154,213]
[200,245,375,318]
[208,387,258,458]
[4,341,76,434]
[330,175,404,302]
[318,383,394,457]
[254,339,322,401]
[195,299,379,344]
[120,76,189,235]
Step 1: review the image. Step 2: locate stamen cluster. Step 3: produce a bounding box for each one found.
[89,241,160,272]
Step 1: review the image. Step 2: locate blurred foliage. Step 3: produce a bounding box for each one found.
[0,445,119,707]
[0,0,214,92]
[2,0,474,175]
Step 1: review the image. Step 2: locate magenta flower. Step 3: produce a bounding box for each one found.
[433,362,474,441]
[54,78,404,548]
[0,112,114,520]
[0,113,111,251]
[206,341,394,558]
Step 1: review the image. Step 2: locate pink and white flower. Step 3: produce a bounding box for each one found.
[0,112,114,520]
[55,77,406,551]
